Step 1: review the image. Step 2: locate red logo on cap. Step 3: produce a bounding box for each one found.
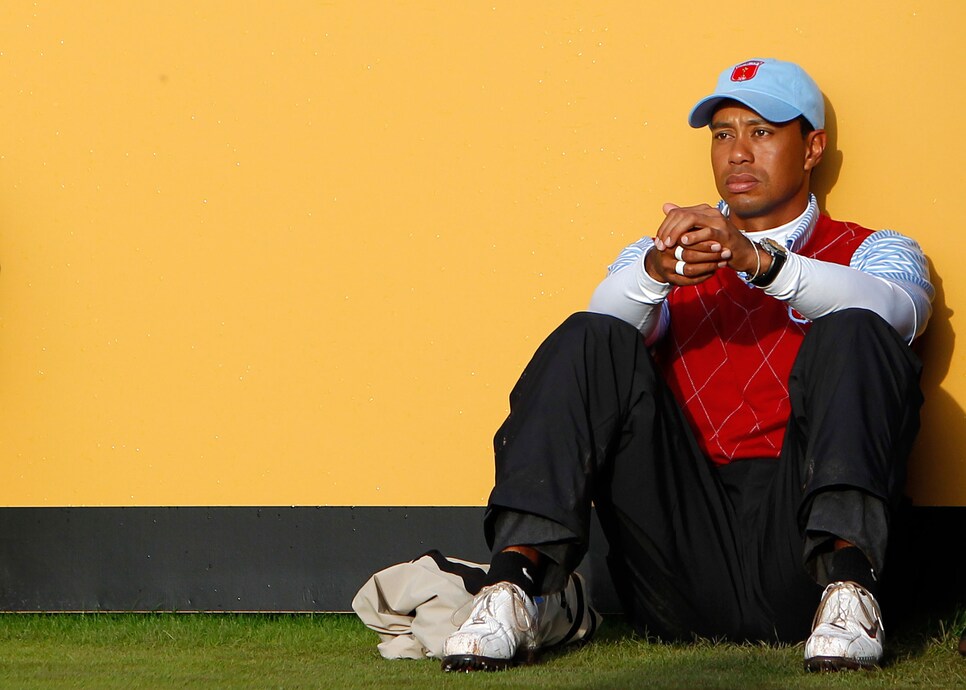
[731,60,764,82]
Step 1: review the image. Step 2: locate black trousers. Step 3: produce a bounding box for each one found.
[484,309,923,641]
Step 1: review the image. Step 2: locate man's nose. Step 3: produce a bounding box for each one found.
[729,136,753,164]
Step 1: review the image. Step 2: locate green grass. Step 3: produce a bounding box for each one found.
[0,612,962,689]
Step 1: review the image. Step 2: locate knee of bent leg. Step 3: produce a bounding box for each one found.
[803,308,919,375]
[553,311,638,347]
[808,308,897,342]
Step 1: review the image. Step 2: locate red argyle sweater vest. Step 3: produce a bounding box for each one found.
[653,214,874,464]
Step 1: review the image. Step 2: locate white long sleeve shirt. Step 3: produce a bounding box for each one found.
[588,195,933,344]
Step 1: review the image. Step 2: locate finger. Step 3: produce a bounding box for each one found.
[675,239,722,253]
[676,247,729,264]
[659,251,720,286]
[678,226,722,247]
[657,206,722,247]
[692,241,732,260]
[655,246,716,276]
[656,213,699,248]
[671,259,721,280]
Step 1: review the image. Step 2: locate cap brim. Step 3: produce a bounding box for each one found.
[688,90,804,128]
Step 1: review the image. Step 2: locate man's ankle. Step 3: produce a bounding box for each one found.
[826,545,879,598]
[484,548,543,597]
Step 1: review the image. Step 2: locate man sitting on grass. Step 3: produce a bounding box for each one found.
[441,58,933,673]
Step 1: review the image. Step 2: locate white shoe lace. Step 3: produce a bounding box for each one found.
[812,582,882,634]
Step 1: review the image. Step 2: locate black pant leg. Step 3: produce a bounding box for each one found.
[484,312,655,565]
[789,308,923,571]
[751,309,924,639]
[484,312,754,639]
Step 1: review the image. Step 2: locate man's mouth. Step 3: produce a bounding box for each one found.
[725,174,759,194]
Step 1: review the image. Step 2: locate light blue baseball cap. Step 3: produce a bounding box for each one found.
[688,58,825,130]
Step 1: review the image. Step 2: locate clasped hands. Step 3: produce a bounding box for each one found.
[644,203,760,286]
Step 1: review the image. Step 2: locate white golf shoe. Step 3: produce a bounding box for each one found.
[804,581,884,671]
[441,582,538,672]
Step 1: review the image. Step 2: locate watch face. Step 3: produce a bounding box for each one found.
[761,238,787,256]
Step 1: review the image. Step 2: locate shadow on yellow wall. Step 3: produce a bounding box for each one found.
[910,266,962,504]
[815,97,961,504]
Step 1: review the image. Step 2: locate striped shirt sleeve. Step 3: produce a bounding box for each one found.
[765,229,933,343]
[850,230,934,300]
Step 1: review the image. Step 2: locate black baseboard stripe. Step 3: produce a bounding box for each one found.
[0,506,961,617]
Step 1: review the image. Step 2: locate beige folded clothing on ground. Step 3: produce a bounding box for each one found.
[352,550,601,659]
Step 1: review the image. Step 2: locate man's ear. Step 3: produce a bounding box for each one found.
[804,129,827,172]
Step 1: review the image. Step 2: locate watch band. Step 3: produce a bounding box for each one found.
[750,238,787,288]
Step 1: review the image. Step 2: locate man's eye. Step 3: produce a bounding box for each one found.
[754,129,770,136]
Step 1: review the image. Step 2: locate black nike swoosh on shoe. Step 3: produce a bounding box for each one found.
[860,620,880,639]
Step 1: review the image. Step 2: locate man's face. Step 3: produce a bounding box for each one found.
[709,103,824,232]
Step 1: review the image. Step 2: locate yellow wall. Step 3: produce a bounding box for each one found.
[0,2,962,507]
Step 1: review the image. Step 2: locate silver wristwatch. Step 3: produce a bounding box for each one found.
[750,238,788,288]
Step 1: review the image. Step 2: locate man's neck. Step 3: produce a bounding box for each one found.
[719,195,819,239]
[734,209,807,234]
[730,187,814,233]
[738,196,816,233]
